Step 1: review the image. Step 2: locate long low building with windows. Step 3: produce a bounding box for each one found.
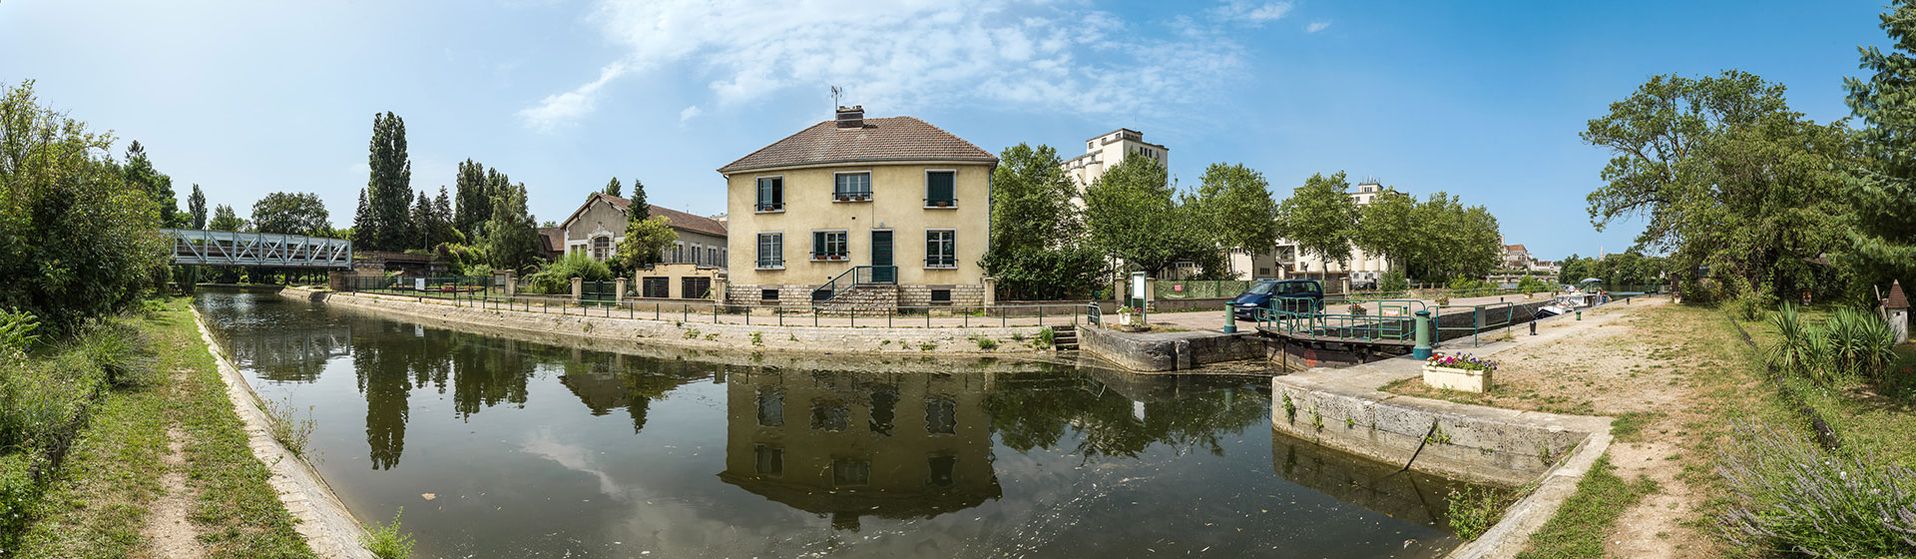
[717,105,998,309]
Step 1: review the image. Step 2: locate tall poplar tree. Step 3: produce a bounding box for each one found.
[188,184,207,229]
[356,112,413,251]
[454,159,489,239]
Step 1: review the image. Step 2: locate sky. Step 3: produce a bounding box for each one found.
[0,0,1891,259]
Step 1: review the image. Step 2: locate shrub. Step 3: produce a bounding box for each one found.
[0,309,41,353]
[1515,275,1549,295]
[523,253,612,295]
[1824,307,1898,384]
[1717,420,1916,557]
[71,320,157,388]
[362,508,417,559]
[1380,270,1410,293]
[973,337,998,351]
[265,399,317,459]
[1036,327,1055,349]
[0,453,42,549]
[1765,304,1821,382]
[0,352,101,453]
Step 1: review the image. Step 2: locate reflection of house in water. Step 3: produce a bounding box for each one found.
[223,324,352,382]
[719,371,1002,530]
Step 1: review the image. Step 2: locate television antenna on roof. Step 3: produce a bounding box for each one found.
[830,85,843,109]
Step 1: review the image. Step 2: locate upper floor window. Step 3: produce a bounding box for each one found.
[756,177,784,212]
[834,172,872,202]
[926,230,956,268]
[591,236,612,260]
[925,171,956,208]
[812,230,848,260]
[756,233,783,269]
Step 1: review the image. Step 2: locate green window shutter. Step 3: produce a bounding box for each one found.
[927,171,955,204]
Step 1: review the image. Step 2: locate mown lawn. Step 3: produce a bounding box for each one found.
[14,298,314,558]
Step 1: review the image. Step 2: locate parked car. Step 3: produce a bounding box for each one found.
[1231,279,1325,320]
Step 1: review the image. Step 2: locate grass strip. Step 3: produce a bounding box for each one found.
[1514,456,1657,559]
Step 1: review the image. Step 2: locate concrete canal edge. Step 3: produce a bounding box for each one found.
[191,309,375,559]
[1271,354,1613,558]
[1076,326,1264,371]
[282,286,1050,359]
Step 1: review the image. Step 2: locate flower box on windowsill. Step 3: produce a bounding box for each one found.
[925,200,956,209]
[1421,354,1496,393]
[834,193,871,203]
[814,254,848,262]
[755,205,785,214]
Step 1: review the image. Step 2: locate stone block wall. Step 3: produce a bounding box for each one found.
[897,284,986,308]
[726,284,816,309]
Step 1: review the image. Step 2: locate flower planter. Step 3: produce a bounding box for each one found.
[1422,363,1492,393]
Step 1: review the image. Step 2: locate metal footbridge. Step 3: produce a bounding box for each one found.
[1253,296,1541,355]
[162,229,353,269]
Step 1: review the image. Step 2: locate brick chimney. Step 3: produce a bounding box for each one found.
[835,105,864,129]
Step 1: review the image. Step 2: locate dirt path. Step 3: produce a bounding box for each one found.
[140,369,206,559]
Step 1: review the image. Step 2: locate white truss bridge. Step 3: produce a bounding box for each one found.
[162,229,353,269]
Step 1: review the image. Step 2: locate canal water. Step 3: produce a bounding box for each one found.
[196,291,1476,558]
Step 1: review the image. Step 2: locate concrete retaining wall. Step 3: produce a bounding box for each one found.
[283,287,1047,359]
[1078,326,1264,372]
[1272,369,1599,487]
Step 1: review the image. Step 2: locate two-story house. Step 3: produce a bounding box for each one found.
[718,106,998,309]
[558,192,729,298]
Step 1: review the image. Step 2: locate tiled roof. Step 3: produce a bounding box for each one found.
[1887,280,1909,309]
[583,193,729,238]
[1505,244,1528,252]
[538,227,564,253]
[717,116,997,174]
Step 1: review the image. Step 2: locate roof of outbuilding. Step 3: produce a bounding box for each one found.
[538,227,564,253]
[716,116,997,174]
[559,193,728,239]
[1887,280,1909,309]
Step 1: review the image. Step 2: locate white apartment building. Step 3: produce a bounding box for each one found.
[1231,180,1396,286]
[1063,128,1169,199]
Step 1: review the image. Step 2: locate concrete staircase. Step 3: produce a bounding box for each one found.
[1051,325,1079,350]
[814,283,898,315]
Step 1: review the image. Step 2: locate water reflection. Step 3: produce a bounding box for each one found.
[721,371,1002,530]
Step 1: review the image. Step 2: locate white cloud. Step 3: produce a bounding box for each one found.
[677,105,702,123]
[1214,0,1293,24]
[519,0,1253,128]
[1307,20,1331,33]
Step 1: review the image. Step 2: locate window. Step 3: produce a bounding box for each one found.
[591,236,612,260]
[925,397,956,434]
[928,455,956,487]
[753,445,783,476]
[811,400,849,432]
[832,458,871,487]
[681,277,711,299]
[926,230,956,268]
[641,277,669,298]
[761,288,780,302]
[756,387,784,427]
[756,233,783,268]
[869,387,898,436]
[834,172,872,201]
[812,230,848,260]
[672,242,683,264]
[925,171,956,207]
[756,177,784,212]
[930,289,952,304]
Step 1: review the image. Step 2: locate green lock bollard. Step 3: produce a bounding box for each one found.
[1222,303,1238,333]
[1576,310,1582,321]
[1412,310,1432,359]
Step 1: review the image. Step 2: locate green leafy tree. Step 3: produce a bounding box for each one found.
[1403,192,1502,281]
[1084,156,1209,277]
[187,184,207,229]
[479,182,543,272]
[121,140,183,227]
[1352,188,1415,273]
[1844,1,1916,299]
[354,112,413,251]
[603,177,623,198]
[453,159,490,240]
[251,192,331,236]
[433,186,458,245]
[615,215,679,271]
[409,191,435,248]
[629,178,649,220]
[1277,172,1358,278]
[208,204,246,232]
[981,144,1106,298]
[1583,70,1852,300]
[1191,163,1280,278]
[0,81,169,333]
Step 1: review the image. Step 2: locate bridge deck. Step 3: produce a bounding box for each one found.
[1253,327,1417,348]
[162,228,353,269]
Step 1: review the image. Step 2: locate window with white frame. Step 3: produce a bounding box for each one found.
[756,177,784,212]
[812,230,848,260]
[834,172,872,201]
[756,233,783,268]
[673,242,684,264]
[592,236,612,260]
[925,171,956,207]
[925,230,955,268]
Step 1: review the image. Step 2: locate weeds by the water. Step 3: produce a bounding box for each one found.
[265,398,317,459]
[1446,485,1515,541]
[1515,456,1655,559]
[1716,419,1916,557]
[362,508,417,559]
[1035,327,1054,350]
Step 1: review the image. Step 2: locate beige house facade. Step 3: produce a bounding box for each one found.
[719,106,998,309]
[558,192,729,299]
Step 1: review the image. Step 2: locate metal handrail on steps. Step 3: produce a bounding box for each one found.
[810,265,898,303]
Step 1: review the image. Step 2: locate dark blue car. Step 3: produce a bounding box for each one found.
[1231,279,1325,320]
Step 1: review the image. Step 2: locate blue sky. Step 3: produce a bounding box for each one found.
[0,1,1888,259]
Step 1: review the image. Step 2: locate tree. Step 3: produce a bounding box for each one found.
[1277,172,1358,278]
[354,112,413,251]
[478,183,543,272]
[1191,163,1281,275]
[251,192,332,236]
[629,178,649,220]
[454,159,490,240]
[615,215,678,271]
[603,177,623,198]
[1352,188,1415,273]
[1084,156,1212,277]
[1403,192,1502,281]
[980,144,1107,298]
[1583,70,1852,300]
[188,184,207,229]
[0,81,169,333]
[208,204,246,232]
[121,140,183,228]
[409,191,435,248]
[433,186,457,245]
[1844,1,1916,300]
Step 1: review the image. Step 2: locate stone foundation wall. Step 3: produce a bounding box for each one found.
[726,284,815,309]
[897,284,986,308]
